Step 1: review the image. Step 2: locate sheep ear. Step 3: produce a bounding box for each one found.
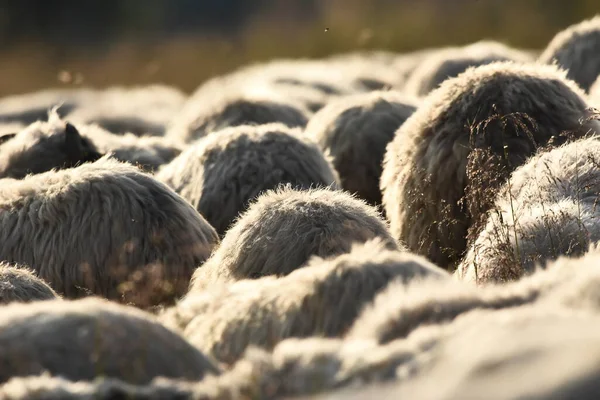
[0,133,16,145]
[64,122,82,153]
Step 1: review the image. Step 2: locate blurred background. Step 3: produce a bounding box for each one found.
[0,0,598,96]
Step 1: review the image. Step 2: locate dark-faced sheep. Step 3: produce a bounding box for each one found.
[0,113,103,179]
[457,136,600,284]
[77,123,183,172]
[403,41,533,97]
[162,239,446,364]
[305,91,418,207]
[188,187,398,291]
[166,75,310,143]
[0,156,219,307]
[0,262,58,304]
[156,123,340,236]
[539,15,600,93]
[0,297,219,385]
[381,61,600,270]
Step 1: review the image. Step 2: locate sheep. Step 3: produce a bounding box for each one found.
[318,54,407,92]
[0,375,198,400]
[305,91,418,207]
[0,122,25,137]
[65,85,187,137]
[166,75,310,143]
[166,55,401,143]
[0,376,194,400]
[0,156,219,307]
[188,187,398,291]
[194,62,345,114]
[403,41,533,96]
[77,123,183,172]
[457,136,600,283]
[0,297,219,385]
[458,200,600,284]
[9,258,600,400]
[253,81,340,113]
[326,307,600,400]
[0,88,93,125]
[236,58,369,95]
[590,75,600,106]
[534,244,600,312]
[156,123,340,236]
[390,47,445,91]
[348,246,600,344]
[539,15,600,93]
[0,262,58,304]
[7,306,600,399]
[218,334,437,399]
[380,61,600,270]
[0,333,435,399]
[161,239,446,364]
[0,113,103,179]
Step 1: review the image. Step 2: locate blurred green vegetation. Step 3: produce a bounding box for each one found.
[0,0,598,96]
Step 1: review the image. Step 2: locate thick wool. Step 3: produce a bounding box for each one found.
[8,306,600,399]
[349,247,600,344]
[404,41,533,96]
[166,75,310,143]
[457,136,600,283]
[539,15,600,92]
[0,376,194,400]
[305,91,418,207]
[189,187,398,291]
[0,113,103,179]
[165,55,401,143]
[78,123,183,172]
[458,200,600,284]
[156,123,340,236]
[590,75,600,106]
[0,332,436,400]
[65,85,187,137]
[162,239,446,364]
[322,307,600,400]
[0,156,219,307]
[381,61,600,270]
[0,262,58,304]
[0,297,219,385]
[11,261,600,400]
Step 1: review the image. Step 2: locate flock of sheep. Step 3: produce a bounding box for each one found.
[0,13,600,400]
